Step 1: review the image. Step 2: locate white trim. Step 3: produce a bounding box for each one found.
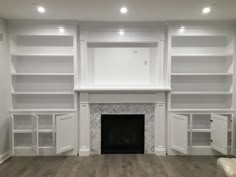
[0,151,11,164]
[79,148,90,156]
[155,147,166,156]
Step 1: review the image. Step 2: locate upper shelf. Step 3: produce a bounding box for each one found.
[11,34,75,56]
[12,35,74,47]
[171,36,233,47]
[171,35,234,56]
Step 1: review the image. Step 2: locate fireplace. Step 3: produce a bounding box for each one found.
[101,114,145,154]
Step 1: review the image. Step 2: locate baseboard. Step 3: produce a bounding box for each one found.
[155,147,166,156]
[79,148,90,156]
[0,150,11,164]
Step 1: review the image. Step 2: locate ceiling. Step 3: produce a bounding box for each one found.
[0,0,236,21]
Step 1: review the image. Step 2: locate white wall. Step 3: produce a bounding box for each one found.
[0,19,11,156]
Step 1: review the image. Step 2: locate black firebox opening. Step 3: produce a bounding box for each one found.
[101,114,145,154]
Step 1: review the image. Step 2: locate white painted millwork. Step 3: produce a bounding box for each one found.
[56,114,75,154]
[5,21,236,158]
[168,113,233,155]
[170,114,188,154]
[78,91,167,156]
[11,113,76,156]
[32,114,38,155]
[9,22,77,112]
[79,92,90,156]
[8,22,78,157]
[79,23,166,89]
[78,23,168,156]
[155,103,167,155]
[168,24,235,155]
[0,19,11,161]
[210,114,229,155]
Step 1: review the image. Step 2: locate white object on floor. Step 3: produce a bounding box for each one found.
[217,158,236,177]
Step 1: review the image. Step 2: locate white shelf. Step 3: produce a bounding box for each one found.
[12,92,74,95]
[188,129,211,133]
[38,146,55,149]
[38,129,54,133]
[189,128,234,133]
[170,109,234,112]
[14,147,33,149]
[171,53,234,57]
[10,109,76,113]
[11,73,74,76]
[171,73,233,76]
[12,34,74,37]
[11,53,74,57]
[13,129,32,133]
[12,75,74,92]
[171,92,233,95]
[191,146,211,148]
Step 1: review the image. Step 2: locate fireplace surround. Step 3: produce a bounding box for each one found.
[90,104,155,154]
[78,91,168,156]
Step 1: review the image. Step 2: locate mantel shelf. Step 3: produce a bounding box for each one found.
[74,87,171,92]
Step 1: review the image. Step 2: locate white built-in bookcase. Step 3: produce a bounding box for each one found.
[10,31,76,111]
[9,23,78,156]
[168,26,235,155]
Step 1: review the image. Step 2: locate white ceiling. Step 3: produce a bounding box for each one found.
[0,0,236,21]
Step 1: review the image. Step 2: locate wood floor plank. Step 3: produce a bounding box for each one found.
[159,156,199,177]
[33,157,66,177]
[0,155,219,177]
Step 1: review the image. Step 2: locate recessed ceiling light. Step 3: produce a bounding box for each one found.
[37,6,46,13]
[202,7,211,14]
[179,26,185,32]
[120,7,128,14]
[58,27,65,33]
[119,29,125,36]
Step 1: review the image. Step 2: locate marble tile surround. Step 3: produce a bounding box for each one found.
[90,104,155,154]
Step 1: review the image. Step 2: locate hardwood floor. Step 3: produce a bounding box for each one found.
[0,155,219,177]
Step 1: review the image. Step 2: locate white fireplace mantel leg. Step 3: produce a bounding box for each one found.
[79,93,90,156]
[155,93,167,156]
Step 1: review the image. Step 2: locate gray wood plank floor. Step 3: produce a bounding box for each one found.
[0,155,220,177]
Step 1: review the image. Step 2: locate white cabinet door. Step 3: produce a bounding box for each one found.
[170,114,188,154]
[210,113,228,155]
[32,114,38,155]
[56,114,75,154]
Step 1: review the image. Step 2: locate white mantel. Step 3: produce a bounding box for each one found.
[78,90,168,156]
[75,86,171,92]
